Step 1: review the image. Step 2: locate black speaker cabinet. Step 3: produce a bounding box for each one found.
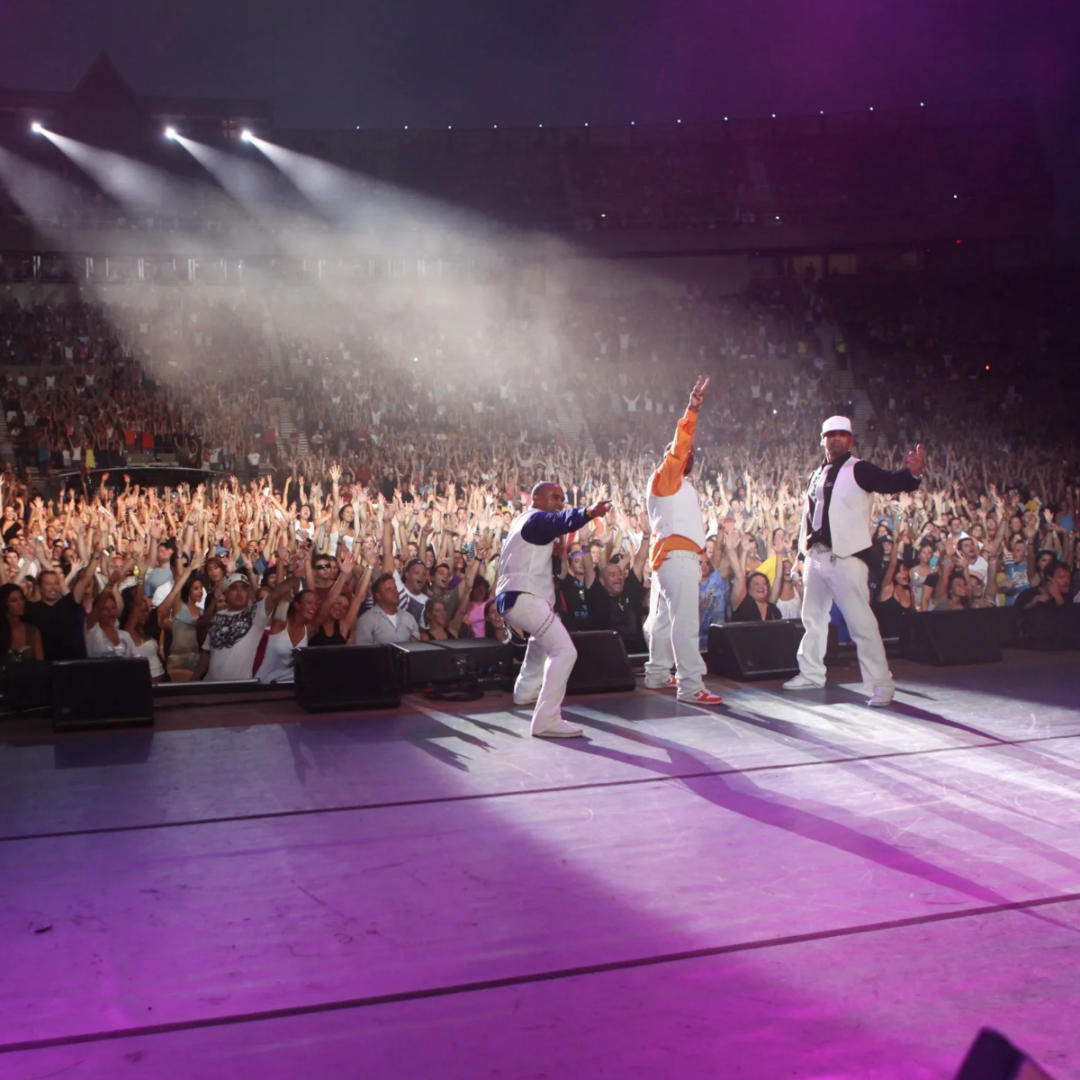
[901,610,1003,666]
[566,631,636,694]
[706,620,805,680]
[1013,603,1076,652]
[51,658,155,732]
[437,638,515,685]
[391,641,457,689]
[294,645,401,713]
[4,660,53,713]
[392,638,515,691]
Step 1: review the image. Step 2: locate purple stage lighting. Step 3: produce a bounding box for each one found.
[165,126,177,140]
[31,121,43,134]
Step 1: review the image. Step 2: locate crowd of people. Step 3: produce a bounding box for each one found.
[0,272,1076,689]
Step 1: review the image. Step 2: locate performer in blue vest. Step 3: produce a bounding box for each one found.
[496,484,612,738]
[785,416,924,706]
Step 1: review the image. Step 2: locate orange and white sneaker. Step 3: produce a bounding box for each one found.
[678,689,724,706]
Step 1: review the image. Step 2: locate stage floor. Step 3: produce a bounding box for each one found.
[2,652,1079,1080]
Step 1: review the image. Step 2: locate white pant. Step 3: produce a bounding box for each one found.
[796,548,893,694]
[503,593,578,735]
[644,550,706,696]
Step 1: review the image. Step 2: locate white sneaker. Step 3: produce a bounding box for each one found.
[867,690,894,708]
[782,674,826,691]
[532,719,584,738]
[644,675,678,689]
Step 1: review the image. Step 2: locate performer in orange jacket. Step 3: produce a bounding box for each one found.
[643,375,724,705]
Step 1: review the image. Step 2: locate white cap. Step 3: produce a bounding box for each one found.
[821,415,853,436]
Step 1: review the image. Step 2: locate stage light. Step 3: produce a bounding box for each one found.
[241,130,253,142]
[164,126,177,140]
[869,106,874,111]
[630,120,635,125]
[724,117,728,122]
[920,102,925,107]
[31,121,43,134]
[771,113,776,118]
[677,119,682,124]
[584,122,589,127]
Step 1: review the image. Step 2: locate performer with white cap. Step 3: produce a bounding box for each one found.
[643,375,724,705]
[784,415,924,706]
[496,483,612,738]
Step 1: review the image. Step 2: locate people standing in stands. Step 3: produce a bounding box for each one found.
[85,591,134,659]
[257,589,319,684]
[192,567,298,682]
[0,582,43,681]
[354,572,421,645]
[644,376,724,705]
[555,540,591,632]
[585,529,649,654]
[310,553,369,646]
[26,568,93,661]
[158,558,207,681]
[120,587,166,683]
[873,527,916,639]
[784,416,923,707]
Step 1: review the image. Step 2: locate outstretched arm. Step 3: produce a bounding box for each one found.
[519,501,611,545]
[854,444,924,496]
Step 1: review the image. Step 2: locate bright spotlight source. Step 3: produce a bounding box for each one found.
[240,130,253,142]
[164,126,177,140]
[31,121,43,134]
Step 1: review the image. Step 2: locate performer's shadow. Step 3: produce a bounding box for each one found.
[557,713,1080,931]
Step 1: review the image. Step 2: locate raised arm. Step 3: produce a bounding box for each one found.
[651,377,707,498]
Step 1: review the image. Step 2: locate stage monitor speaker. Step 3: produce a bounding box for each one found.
[391,641,457,690]
[393,639,516,694]
[294,645,401,713]
[707,620,805,680]
[1014,603,1076,652]
[953,1028,1056,1080]
[901,610,1003,666]
[437,638,515,687]
[566,631,636,695]
[4,660,52,713]
[51,658,154,732]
